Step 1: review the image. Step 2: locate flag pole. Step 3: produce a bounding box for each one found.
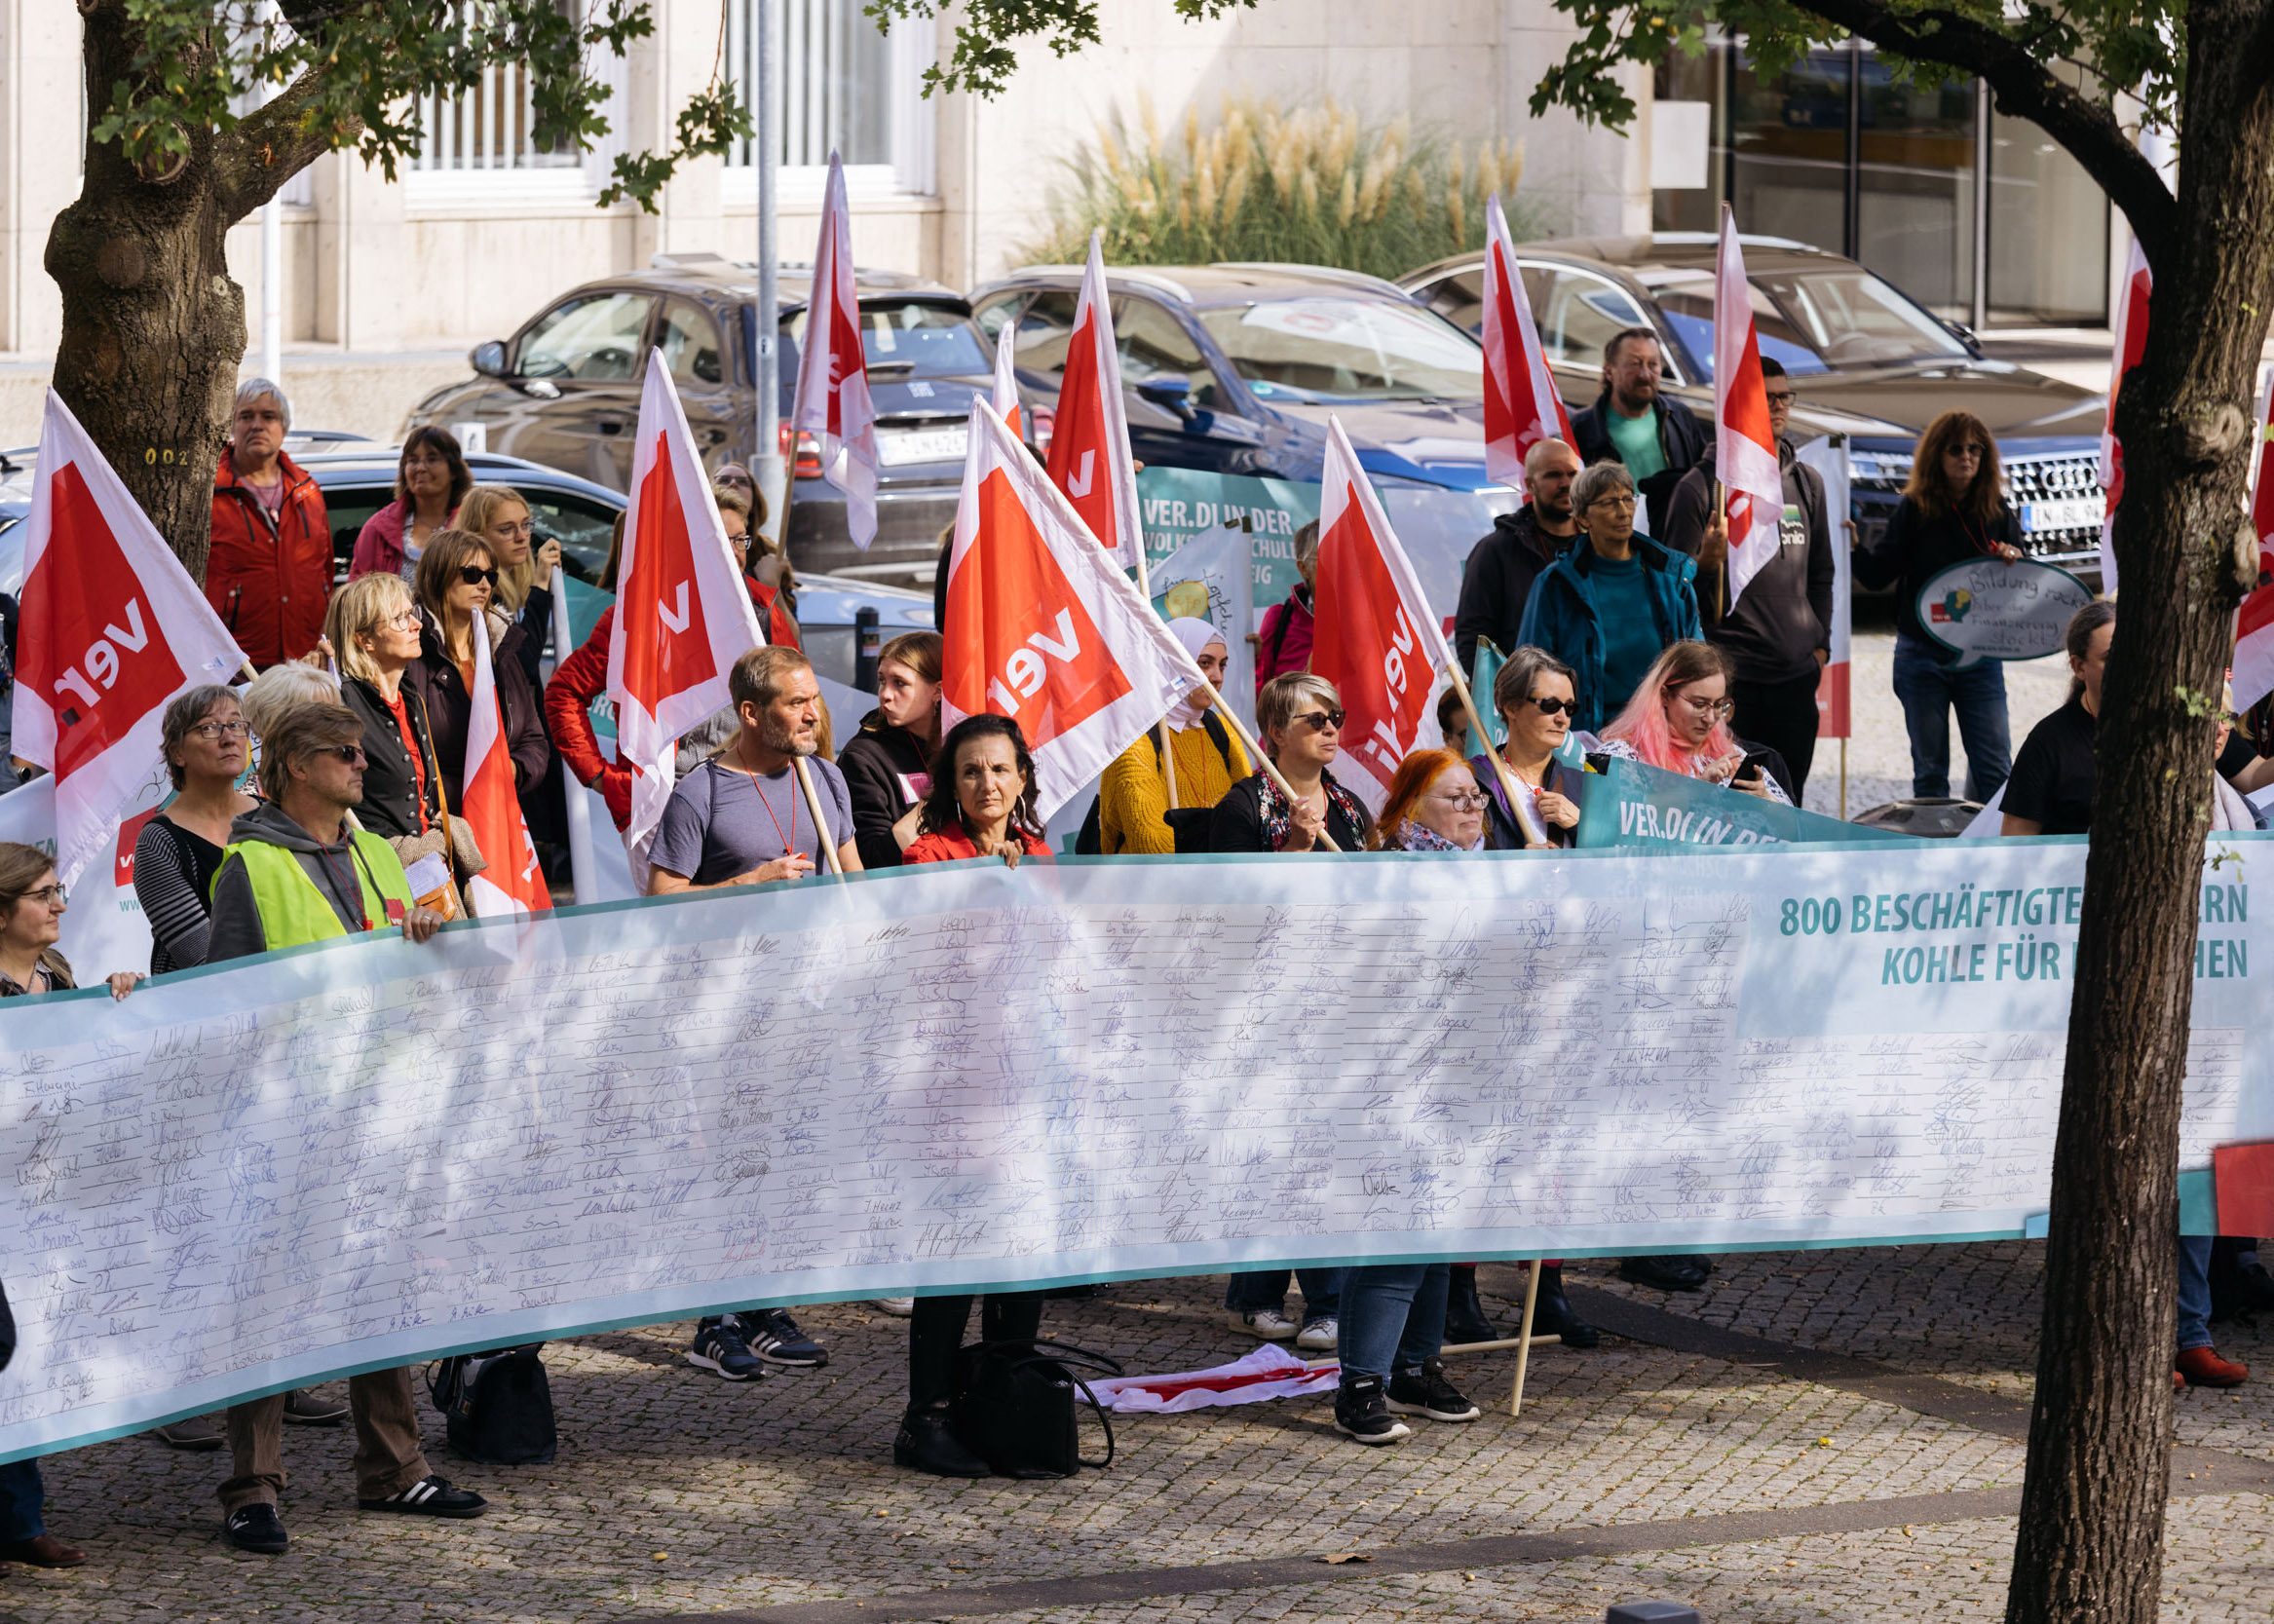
[791,755,844,876]
[1130,536,1181,812]
[550,566,599,902]
[1839,738,1848,822]
[1199,683,1340,852]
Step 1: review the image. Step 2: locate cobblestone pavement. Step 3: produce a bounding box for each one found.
[6,1245,2274,1622]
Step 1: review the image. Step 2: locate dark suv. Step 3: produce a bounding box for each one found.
[403,253,998,585]
[1399,234,2108,576]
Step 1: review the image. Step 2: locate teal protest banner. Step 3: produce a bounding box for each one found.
[1136,467,1317,618]
[1576,755,1912,849]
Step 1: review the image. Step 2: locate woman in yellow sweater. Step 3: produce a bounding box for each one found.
[1096,618,1252,853]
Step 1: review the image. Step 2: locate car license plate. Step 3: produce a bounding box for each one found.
[2022,496,2103,533]
[876,427,968,467]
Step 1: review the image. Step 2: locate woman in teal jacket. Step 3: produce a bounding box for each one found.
[1515,461,1702,734]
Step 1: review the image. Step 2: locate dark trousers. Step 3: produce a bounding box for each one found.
[908,1292,1044,1412]
[1731,667,1823,802]
[0,1458,45,1541]
[1224,1269,1343,1318]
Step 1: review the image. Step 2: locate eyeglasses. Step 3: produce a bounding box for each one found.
[1588,494,1638,511]
[311,744,367,765]
[1948,443,1988,460]
[383,608,423,630]
[458,565,501,587]
[1290,708,1345,731]
[1676,693,1736,718]
[187,719,250,741]
[1429,790,1490,812]
[1521,696,1575,718]
[1763,389,1796,406]
[19,884,65,907]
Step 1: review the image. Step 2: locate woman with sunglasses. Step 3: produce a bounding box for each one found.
[1855,409,2020,803]
[1475,646,1588,850]
[402,530,551,817]
[1208,673,1372,856]
[134,685,260,974]
[1599,640,1791,804]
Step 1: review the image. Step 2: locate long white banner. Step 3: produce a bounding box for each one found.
[2,838,2263,1462]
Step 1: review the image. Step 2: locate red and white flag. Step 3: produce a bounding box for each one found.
[941,397,1202,817]
[608,354,766,866]
[787,152,878,548]
[992,322,1023,441]
[2234,370,2274,713]
[2100,235,2151,594]
[1043,231,1144,569]
[1311,417,1454,813]
[10,390,246,889]
[1713,206,1784,604]
[1481,191,1573,486]
[462,618,551,918]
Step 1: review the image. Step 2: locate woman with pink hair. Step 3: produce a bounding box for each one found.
[1597,640,1792,805]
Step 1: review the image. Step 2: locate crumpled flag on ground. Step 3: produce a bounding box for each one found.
[1087,1343,1340,1414]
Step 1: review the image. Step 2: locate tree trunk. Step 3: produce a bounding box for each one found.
[2005,4,2274,1617]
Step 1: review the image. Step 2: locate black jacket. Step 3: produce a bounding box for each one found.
[1853,495,2022,661]
[340,676,445,842]
[1659,441,1837,684]
[1473,755,1587,850]
[1453,506,1576,674]
[1570,389,1708,531]
[401,613,552,815]
[1208,771,1372,853]
[837,710,934,870]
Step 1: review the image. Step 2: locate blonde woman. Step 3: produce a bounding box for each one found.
[459,484,562,684]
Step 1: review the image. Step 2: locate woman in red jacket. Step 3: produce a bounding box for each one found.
[901,714,1050,867]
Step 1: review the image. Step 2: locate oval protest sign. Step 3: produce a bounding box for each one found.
[1915,557,2095,668]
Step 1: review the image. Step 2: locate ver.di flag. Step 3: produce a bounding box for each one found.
[992,322,1023,441]
[787,152,878,548]
[2100,235,2151,594]
[608,354,766,869]
[1310,416,1452,812]
[2236,370,2274,713]
[941,397,1203,818]
[463,612,551,918]
[10,390,246,893]
[1043,231,1144,569]
[1714,206,1783,604]
[1480,191,1573,486]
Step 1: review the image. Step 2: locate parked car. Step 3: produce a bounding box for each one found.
[0,441,932,695]
[967,262,1517,611]
[1398,234,2108,577]
[401,253,1003,588]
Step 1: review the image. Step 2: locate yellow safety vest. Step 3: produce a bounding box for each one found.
[217,829,416,952]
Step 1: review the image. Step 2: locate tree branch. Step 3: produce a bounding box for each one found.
[215,69,353,220]
[1801,0,2179,259]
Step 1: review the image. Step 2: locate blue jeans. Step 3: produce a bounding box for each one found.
[1226,1269,1341,1320]
[1337,1264,1451,1379]
[1890,634,2012,802]
[2179,1234,2214,1352]
[0,1458,45,1542]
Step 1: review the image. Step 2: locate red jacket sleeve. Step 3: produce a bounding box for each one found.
[545,606,632,827]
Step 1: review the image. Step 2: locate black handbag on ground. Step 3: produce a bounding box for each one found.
[427,1344,557,1464]
[950,1339,1121,1479]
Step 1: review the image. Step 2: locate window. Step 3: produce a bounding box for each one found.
[1010,291,1080,378]
[1117,299,1216,405]
[517,292,655,381]
[520,488,625,584]
[405,4,625,205]
[1649,275,1833,377]
[1194,299,1479,403]
[724,0,936,198]
[1520,265,1655,375]
[1416,271,1487,336]
[780,301,990,379]
[660,301,725,386]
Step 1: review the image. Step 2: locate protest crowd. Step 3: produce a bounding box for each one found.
[3,206,2272,1570]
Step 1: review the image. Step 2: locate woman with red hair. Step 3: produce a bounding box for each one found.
[1597,641,1793,805]
[1365,748,1488,852]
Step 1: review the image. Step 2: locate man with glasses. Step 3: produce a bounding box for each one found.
[1570,327,1707,536]
[1516,461,1703,734]
[203,701,470,1553]
[1659,358,1838,798]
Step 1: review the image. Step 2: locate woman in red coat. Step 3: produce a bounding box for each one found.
[901,714,1051,867]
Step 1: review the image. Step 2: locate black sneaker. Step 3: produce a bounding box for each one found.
[740,1307,828,1368]
[1333,1374,1411,1445]
[223,1502,289,1554]
[1386,1358,1481,1422]
[892,1404,990,1477]
[358,1475,487,1518]
[687,1316,767,1379]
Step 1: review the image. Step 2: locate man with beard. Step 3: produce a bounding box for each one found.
[1455,437,1583,674]
[647,643,854,1380]
[1569,327,1706,538]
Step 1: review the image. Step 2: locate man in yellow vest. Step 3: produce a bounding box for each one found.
[204,699,473,1554]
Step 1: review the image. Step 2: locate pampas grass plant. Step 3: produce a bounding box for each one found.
[1027,95,1537,280]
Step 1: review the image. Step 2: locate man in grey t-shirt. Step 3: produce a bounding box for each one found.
[648,646,863,892]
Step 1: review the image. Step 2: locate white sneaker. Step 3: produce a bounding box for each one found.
[1228,1307,1299,1341]
[872,1298,916,1317]
[1297,1316,1339,1351]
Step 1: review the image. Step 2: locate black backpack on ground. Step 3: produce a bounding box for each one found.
[950,1338,1121,1478]
[428,1343,557,1464]
[1074,711,1238,855]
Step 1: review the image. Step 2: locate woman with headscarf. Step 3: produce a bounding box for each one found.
[1096,618,1251,853]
